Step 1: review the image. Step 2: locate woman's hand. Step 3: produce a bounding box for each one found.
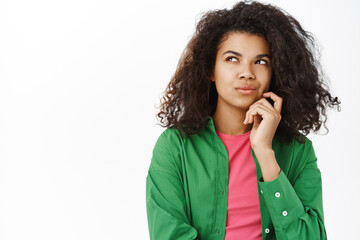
[244,92,283,151]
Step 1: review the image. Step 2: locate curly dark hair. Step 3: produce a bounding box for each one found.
[156,0,341,143]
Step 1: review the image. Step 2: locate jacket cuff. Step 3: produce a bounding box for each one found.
[258,170,305,228]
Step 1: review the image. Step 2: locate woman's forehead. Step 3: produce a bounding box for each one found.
[217,32,270,54]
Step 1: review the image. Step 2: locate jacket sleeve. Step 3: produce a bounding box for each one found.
[258,138,327,240]
[146,130,198,240]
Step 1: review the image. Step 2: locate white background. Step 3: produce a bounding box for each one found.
[0,0,359,239]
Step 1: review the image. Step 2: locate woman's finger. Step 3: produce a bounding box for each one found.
[246,105,274,124]
[249,98,277,112]
[245,98,278,124]
[262,92,283,114]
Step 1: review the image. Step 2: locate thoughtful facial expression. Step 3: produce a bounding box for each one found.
[212,32,272,111]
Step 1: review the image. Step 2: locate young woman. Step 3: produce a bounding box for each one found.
[146,1,340,239]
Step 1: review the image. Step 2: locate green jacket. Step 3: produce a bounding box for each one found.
[146,116,327,239]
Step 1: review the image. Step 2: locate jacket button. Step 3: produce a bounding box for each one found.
[265,228,270,233]
[275,192,280,197]
[282,210,288,216]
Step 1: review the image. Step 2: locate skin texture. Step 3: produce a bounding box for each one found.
[212,32,272,136]
[212,32,282,182]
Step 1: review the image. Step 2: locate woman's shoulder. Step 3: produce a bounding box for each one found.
[153,125,212,158]
[274,132,317,175]
[289,133,315,157]
[274,131,314,151]
[148,128,182,175]
[155,127,182,144]
[152,127,184,157]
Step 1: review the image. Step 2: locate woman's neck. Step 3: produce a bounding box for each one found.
[212,105,252,135]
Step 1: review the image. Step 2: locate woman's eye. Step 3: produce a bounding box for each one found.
[226,57,238,62]
[256,59,267,65]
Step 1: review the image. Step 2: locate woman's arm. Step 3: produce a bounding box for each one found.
[146,131,198,240]
[258,139,327,240]
[245,91,327,239]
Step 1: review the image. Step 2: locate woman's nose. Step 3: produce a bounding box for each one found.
[237,64,255,79]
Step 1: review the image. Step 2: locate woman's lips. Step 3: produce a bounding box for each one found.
[235,87,256,94]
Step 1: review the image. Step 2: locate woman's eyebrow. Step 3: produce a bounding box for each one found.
[222,50,271,59]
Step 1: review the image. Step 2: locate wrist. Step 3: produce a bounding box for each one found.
[253,149,281,182]
[253,147,274,157]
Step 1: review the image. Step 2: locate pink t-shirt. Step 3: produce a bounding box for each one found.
[216,130,262,240]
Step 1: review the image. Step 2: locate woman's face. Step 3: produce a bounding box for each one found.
[212,31,272,111]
